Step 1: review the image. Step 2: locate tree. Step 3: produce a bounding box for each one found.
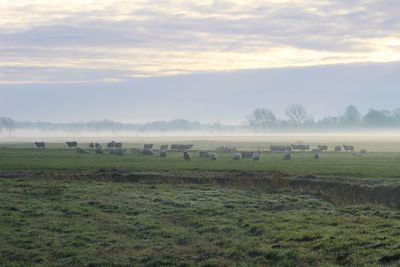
[247,108,277,129]
[363,109,393,127]
[341,105,361,126]
[285,104,308,127]
[0,117,16,133]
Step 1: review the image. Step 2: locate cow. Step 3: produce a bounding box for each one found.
[89,143,94,149]
[241,151,254,158]
[114,142,122,149]
[283,152,292,160]
[270,145,291,152]
[142,149,154,156]
[343,145,355,152]
[290,144,310,151]
[360,149,368,156]
[314,152,320,160]
[311,148,321,153]
[160,150,167,158]
[77,148,90,154]
[317,145,328,152]
[66,141,78,148]
[252,153,261,161]
[199,151,210,158]
[183,151,191,160]
[34,142,45,149]
[144,144,153,149]
[232,153,242,160]
[334,146,342,152]
[160,145,168,150]
[107,141,115,150]
[210,152,218,160]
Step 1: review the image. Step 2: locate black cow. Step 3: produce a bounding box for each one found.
[34,142,45,149]
[66,141,78,148]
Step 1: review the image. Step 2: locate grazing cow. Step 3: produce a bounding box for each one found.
[142,149,154,156]
[241,151,254,158]
[66,141,78,148]
[252,153,261,161]
[314,153,320,160]
[290,144,310,151]
[183,151,191,160]
[334,146,342,152]
[210,152,218,160]
[270,145,291,152]
[96,148,104,154]
[34,142,45,149]
[77,148,90,154]
[111,149,125,156]
[107,141,115,150]
[159,150,167,158]
[317,145,328,152]
[144,144,153,149]
[232,153,242,160]
[343,145,355,152]
[283,152,292,160]
[89,143,94,149]
[160,145,168,150]
[199,151,210,158]
[114,142,122,149]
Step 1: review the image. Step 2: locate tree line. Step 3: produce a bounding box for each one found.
[2,105,400,133]
[247,105,400,129]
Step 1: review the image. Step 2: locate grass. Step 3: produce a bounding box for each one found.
[2,178,400,266]
[2,139,400,266]
[1,146,400,180]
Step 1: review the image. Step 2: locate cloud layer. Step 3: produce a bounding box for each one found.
[1,0,400,83]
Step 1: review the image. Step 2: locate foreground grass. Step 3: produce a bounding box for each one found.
[1,178,400,266]
[1,147,400,180]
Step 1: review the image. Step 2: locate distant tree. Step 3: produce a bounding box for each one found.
[341,105,361,126]
[0,117,16,133]
[363,109,393,127]
[247,108,277,129]
[285,104,308,127]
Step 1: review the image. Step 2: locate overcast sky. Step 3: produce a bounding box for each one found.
[1,0,400,122]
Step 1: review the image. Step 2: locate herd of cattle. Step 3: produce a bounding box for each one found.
[33,141,368,161]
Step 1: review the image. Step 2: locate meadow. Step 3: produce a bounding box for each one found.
[2,137,400,266]
[2,178,400,266]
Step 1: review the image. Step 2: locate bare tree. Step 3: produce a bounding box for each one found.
[285,104,308,127]
[247,108,277,129]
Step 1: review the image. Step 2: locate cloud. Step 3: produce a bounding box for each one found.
[1,0,400,83]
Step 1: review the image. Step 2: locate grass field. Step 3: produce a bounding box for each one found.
[1,145,400,180]
[2,178,400,266]
[2,137,400,266]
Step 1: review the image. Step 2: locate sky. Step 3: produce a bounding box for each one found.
[1,0,400,123]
